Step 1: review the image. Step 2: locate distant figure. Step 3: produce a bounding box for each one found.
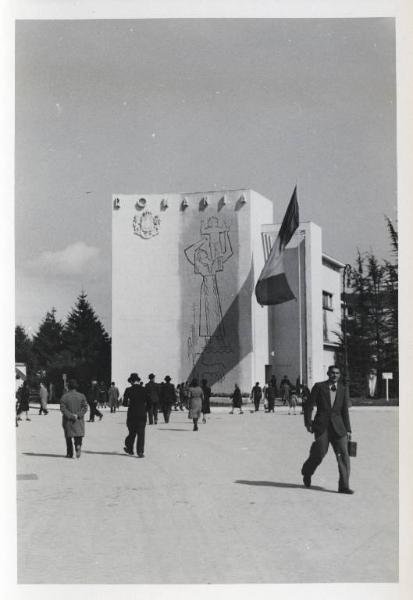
[188,378,204,431]
[87,380,103,422]
[280,376,292,406]
[97,381,108,408]
[60,378,88,458]
[229,384,243,415]
[176,384,185,411]
[250,382,262,412]
[108,382,120,413]
[201,378,211,422]
[301,365,353,494]
[145,373,160,425]
[288,387,298,415]
[16,380,31,421]
[300,383,311,415]
[39,381,49,415]
[123,373,147,457]
[160,376,175,424]
[367,368,377,398]
[270,375,278,395]
[265,383,276,413]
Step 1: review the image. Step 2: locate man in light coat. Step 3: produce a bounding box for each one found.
[39,381,49,415]
[60,378,88,459]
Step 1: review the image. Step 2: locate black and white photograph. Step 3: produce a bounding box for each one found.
[3,1,413,598]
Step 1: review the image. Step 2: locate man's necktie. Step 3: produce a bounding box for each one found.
[331,385,337,392]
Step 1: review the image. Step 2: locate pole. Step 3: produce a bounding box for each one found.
[342,264,352,393]
[297,232,303,387]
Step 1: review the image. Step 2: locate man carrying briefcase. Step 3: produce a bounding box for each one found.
[301,365,354,494]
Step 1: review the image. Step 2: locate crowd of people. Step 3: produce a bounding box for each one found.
[16,366,354,493]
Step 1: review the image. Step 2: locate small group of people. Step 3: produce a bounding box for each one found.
[122,373,212,457]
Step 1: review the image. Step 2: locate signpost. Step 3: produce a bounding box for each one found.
[382,372,393,402]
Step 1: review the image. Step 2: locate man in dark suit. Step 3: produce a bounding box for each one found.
[123,373,147,457]
[301,365,354,494]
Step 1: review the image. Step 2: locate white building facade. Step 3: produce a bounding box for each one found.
[112,189,343,393]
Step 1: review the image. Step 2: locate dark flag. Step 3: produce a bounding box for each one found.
[255,186,299,305]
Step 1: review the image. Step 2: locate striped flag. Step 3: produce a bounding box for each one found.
[255,186,299,305]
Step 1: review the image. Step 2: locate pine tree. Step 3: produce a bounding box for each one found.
[32,308,64,372]
[15,325,33,367]
[338,218,398,398]
[62,291,111,385]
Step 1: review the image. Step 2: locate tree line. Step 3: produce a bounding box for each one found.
[16,219,398,401]
[15,291,111,399]
[335,217,398,398]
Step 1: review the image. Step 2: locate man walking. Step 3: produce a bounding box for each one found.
[250,382,262,412]
[160,375,175,424]
[301,365,354,494]
[60,378,88,458]
[145,373,160,425]
[87,380,103,422]
[108,382,120,413]
[123,373,147,457]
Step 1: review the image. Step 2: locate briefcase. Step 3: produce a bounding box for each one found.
[348,440,357,457]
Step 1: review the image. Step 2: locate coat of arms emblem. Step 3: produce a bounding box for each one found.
[133,210,161,239]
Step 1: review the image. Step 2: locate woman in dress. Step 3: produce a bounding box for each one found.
[229,384,243,415]
[188,378,204,431]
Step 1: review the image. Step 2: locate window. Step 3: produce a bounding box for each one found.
[322,291,333,311]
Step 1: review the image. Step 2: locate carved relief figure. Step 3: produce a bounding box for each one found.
[184,219,233,340]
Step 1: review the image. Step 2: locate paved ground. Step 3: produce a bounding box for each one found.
[16,403,398,584]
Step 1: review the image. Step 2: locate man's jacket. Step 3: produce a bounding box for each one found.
[304,380,351,437]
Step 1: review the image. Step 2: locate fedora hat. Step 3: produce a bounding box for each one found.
[128,372,140,384]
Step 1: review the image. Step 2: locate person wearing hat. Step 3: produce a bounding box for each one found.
[160,375,175,424]
[123,373,148,457]
[145,373,160,425]
[60,378,88,458]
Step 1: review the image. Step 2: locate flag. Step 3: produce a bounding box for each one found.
[255,186,299,305]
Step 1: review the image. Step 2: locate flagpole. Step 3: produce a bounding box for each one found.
[297,232,303,387]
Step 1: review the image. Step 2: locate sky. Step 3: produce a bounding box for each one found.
[15,18,397,336]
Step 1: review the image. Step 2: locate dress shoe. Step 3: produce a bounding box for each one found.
[66,454,73,459]
[338,488,354,494]
[302,473,311,488]
[138,453,144,458]
[123,446,133,455]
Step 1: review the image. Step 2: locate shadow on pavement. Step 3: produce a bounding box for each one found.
[157,428,192,432]
[22,452,65,458]
[235,479,336,493]
[83,450,131,456]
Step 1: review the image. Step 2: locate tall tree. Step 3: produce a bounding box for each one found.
[15,325,33,367]
[338,218,398,398]
[62,291,111,385]
[32,308,64,372]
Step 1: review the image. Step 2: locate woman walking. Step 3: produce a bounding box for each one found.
[188,378,204,431]
[201,378,211,423]
[229,384,243,414]
[16,380,31,421]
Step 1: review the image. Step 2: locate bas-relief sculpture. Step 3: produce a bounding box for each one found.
[184,217,235,384]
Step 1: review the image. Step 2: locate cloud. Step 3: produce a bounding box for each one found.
[26,242,100,276]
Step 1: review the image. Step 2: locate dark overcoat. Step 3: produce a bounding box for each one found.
[124,384,147,424]
[304,380,351,437]
[60,390,88,437]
